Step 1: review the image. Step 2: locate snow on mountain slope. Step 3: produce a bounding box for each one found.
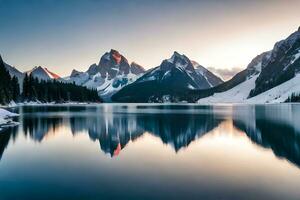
[249,28,300,97]
[197,51,271,104]
[132,52,221,89]
[97,73,141,97]
[192,61,224,87]
[65,70,90,85]
[28,66,61,80]
[198,74,300,104]
[197,28,300,104]
[112,52,224,102]
[65,50,145,101]
[3,62,24,82]
[246,74,300,103]
[197,75,259,104]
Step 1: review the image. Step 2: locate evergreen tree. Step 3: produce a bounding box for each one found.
[11,76,20,101]
[21,76,102,103]
[286,93,300,102]
[22,73,29,100]
[1,54,100,105]
[0,55,18,105]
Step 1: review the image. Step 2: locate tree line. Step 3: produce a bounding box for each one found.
[286,93,300,103]
[0,55,102,105]
[0,56,20,105]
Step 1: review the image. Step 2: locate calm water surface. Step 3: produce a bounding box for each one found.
[1,104,300,200]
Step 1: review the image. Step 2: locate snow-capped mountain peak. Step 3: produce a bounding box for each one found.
[163,51,194,72]
[168,51,187,63]
[86,63,98,76]
[110,49,122,65]
[269,29,300,64]
[64,50,146,101]
[112,52,224,102]
[28,66,61,80]
[197,27,300,104]
[70,69,82,78]
[246,51,271,78]
[249,27,300,97]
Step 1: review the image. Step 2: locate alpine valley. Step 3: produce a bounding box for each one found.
[1,27,300,104]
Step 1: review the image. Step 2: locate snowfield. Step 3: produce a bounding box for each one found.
[198,74,300,104]
[246,74,300,103]
[0,108,19,131]
[197,75,259,104]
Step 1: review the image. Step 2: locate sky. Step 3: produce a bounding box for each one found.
[0,0,300,79]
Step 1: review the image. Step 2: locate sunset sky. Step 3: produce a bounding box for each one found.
[0,0,299,79]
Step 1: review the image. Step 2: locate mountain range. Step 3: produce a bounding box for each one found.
[2,27,300,103]
[64,49,146,101]
[111,51,223,102]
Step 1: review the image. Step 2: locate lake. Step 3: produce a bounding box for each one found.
[0,104,300,200]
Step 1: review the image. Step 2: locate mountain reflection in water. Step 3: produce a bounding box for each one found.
[1,104,300,169]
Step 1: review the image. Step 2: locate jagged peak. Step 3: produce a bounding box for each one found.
[71,69,80,74]
[286,28,300,42]
[110,49,120,55]
[70,69,82,77]
[28,66,60,79]
[172,51,181,57]
[167,51,190,64]
[110,49,122,64]
[130,61,143,67]
[32,66,43,71]
[99,49,125,65]
[246,51,271,69]
[274,28,300,50]
[266,28,300,65]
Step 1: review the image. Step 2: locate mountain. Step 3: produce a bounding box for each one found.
[3,62,24,84]
[3,62,60,91]
[197,27,300,104]
[85,49,132,77]
[196,51,271,103]
[27,66,61,80]
[192,61,224,87]
[249,27,300,97]
[65,49,145,101]
[0,55,20,104]
[112,52,223,102]
[130,62,146,75]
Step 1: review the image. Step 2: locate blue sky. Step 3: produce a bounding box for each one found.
[0,0,299,78]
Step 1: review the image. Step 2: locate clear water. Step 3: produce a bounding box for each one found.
[1,104,300,200]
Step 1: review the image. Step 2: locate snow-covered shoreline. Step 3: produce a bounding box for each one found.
[6,101,101,108]
[0,108,19,132]
[6,101,300,107]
